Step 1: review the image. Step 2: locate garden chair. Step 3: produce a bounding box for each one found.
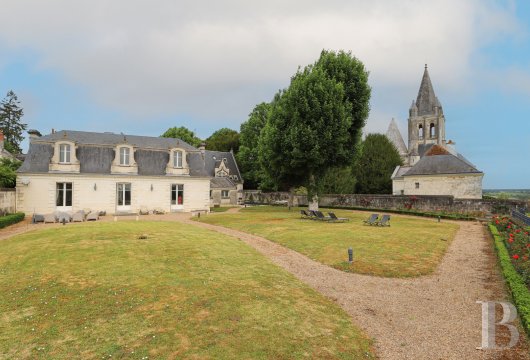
[43,213,56,223]
[363,214,379,226]
[86,211,99,221]
[328,212,349,222]
[56,212,72,224]
[72,210,85,222]
[377,214,391,227]
[32,214,45,223]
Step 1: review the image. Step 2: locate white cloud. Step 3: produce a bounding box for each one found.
[0,0,524,128]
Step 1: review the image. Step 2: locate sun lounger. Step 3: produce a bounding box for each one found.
[300,210,313,219]
[314,211,332,221]
[363,214,379,226]
[328,212,349,222]
[376,214,391,227]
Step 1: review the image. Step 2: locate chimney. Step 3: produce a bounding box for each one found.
[28,129,42,142]
[199,142,206,156]
[0,130,4,151]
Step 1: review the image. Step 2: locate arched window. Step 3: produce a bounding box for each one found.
[430,123,436,138]
[418,124,424,140]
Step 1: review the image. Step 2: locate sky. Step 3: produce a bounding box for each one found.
[0,0,528,189]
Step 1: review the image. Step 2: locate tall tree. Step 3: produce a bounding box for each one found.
[205,128,240,153]
[0,91,26,154]
[315,50,371,151]
[0,157,22,188]
[356,133,403,194]
[161,126,202,147]
[237,102,270,189]
[259,50,370,194]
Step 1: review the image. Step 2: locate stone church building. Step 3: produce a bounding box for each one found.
[387,66,483,199]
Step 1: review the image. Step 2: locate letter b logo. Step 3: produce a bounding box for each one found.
[477,301,519,349]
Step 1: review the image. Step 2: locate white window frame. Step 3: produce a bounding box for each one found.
[119,147,130,166]
[173,150,183,168]
[56,182,73,211]
[171,184,184,210]
[221,190,230,199]
[117,183,132,211]
[59,144,71,163]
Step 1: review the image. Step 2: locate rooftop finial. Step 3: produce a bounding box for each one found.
[425,63,428,70]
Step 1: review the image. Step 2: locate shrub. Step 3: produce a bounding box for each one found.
[0,212,25,229]
[489,224,530,336]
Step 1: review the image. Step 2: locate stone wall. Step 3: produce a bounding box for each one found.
[244,190,527,215]
[0,188,16,215]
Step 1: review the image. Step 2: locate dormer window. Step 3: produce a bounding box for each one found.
[173,150,183,168]
[59,144,71,163]
[120,147,130,165]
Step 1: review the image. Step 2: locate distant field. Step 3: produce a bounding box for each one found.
[484,189,530,201]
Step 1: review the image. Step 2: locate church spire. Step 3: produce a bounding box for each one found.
[415,64,440,116]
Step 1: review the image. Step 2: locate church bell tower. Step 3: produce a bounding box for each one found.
[408,65,446,165]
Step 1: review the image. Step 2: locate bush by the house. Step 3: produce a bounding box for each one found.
[0,212,25,229]
[489,223,530,336]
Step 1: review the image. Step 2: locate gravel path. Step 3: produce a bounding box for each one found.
[2,211,528,358]
[181,215,530,360]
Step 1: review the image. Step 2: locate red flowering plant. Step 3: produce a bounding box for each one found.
[492,216,530,285]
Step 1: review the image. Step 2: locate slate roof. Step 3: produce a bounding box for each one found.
[404,152,482,176]
[386,118,408,155]
[37,130,197,151]
[415,66,442,116]
[210,177,236,189]
[392,166,412,178]
[204,150,242,183]
[18,130,213,177]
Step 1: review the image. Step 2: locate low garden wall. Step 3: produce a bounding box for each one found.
[243,191,527,215]
[0,188,16,215]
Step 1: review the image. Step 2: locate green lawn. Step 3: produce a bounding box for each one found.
[197,207,459,277]
[0,222,374,359]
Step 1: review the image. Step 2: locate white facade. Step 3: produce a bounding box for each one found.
[392,173,483,199]
[16,173,210,215]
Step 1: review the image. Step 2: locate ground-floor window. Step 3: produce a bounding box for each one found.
[221,190,230,199]
[415,182,420,189]
[56,182,72,207]
[117,183,131,206]
[171,184,184,205]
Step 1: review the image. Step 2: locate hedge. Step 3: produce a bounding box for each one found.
[489,224,530,336]
[0,212,25,229]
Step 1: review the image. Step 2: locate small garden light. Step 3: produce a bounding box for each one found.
[348,247,353,263]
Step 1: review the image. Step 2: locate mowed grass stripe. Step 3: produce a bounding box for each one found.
[0,221,374,359]
[197,207,459,277]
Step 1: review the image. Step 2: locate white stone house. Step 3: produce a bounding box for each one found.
[204,151,244,207]
[16,130,243,215]
[387,66,484,199]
